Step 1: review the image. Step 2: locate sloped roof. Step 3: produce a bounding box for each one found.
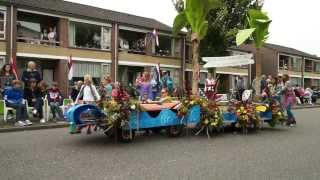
[264,43,319,60]
[0,0,173,32]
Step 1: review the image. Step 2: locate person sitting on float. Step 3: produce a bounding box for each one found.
[159,88,172,103]
[138,72,152,103]
[111,82,129,102]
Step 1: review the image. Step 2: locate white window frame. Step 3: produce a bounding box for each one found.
[0,9,6,40]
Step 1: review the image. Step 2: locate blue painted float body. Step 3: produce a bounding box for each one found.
[67,104,240,129]
[260,110,273,121]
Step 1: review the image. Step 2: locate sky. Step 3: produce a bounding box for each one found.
[66,0,320,56]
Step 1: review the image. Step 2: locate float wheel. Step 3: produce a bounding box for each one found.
[166,125,183,137]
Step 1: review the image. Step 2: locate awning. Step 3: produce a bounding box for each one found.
[202,54,254,68]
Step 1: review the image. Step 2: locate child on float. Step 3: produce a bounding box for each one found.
[138,72,152,102]
[75,74,100,105]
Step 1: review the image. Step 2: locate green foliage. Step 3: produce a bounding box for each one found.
[173,0,221,40]
[236,9,271,48]
[200,0,256,57]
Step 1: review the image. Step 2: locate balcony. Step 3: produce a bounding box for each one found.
[118,29,181,58]
[17,11,60,47]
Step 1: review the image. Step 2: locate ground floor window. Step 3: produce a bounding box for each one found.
[72,61,111,85]
[290,77,302,86]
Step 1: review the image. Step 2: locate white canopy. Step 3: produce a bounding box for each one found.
[202,54,254,68]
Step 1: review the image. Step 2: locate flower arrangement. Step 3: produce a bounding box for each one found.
[269,100,286,127]
[101,99,138,128]
[235,103,261,130]
[177,96,223,135]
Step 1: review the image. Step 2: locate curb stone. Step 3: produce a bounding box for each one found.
[0,122,69,133]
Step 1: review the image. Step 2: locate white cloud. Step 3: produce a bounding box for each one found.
[66,0,320,56]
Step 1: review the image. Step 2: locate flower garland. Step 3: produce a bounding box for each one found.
[268,100,286,127]
[235,103,261,130]
[101,100,138,128]
[177,96,223,132]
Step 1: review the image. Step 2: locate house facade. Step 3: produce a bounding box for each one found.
[235,43,320,89]
[0,0,195,95]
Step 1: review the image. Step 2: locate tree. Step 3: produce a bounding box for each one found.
[200,0,257,57]
[173,0,221,95]
[236,9,271,95]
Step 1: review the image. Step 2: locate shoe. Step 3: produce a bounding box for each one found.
[32,109,38,116]
[15,121,26,127]
[25,120,33,126]
[40,119,46,123]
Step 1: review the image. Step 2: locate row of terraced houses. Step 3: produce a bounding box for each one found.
[0,0,319,96]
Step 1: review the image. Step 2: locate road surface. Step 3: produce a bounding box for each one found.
[1,108,320,180]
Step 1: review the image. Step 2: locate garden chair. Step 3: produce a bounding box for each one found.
[0,100,15,123]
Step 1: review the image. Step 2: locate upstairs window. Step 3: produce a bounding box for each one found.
[0,10,5,39]
[69,21,111,50]
[155,35,172,57]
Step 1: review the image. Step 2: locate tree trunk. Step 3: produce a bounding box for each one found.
[192,38,200,95]
[254,47,262,97]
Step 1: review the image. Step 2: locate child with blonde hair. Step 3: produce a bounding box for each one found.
[76,74,100,104]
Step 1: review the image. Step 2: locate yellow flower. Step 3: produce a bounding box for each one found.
[204,119,209,124]
[240,107,244,111]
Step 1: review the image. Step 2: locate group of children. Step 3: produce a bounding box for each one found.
[1,61,64,126]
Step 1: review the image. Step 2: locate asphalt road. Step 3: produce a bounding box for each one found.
[1,108,320,180]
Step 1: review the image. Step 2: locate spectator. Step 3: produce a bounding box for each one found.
[260,74,267,94]
[104,75,113,100]
[76,74,100,104]
[0,64,16,94]
[38,81,48,98]
[205,73,217,100]
[4,80,31,126]
[21,61,41,86]
[98,80,107,102]
[41,29,48,41]
[304,88,313,105]
[70,81,83,101]
[47,82,64,121]
[236,76,245,101]
[24,78,45,123]
[161,71,174,95]
[48,27,57,45]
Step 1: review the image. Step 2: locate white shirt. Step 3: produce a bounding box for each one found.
[205,78,216,92]
[77,85,101,102]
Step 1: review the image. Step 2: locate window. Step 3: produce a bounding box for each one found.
[172,38,181,58]
[290,77,302,86]
[279,55,289,70]
[17,11,59,45]
[314,62,320,73]
[0,10,5,39]
[119,29,145,53]
[69,21,111,50]
[291,57,302,71]
[155,35,172,56]
[185,44,192,63]
[305,59,313,72]
[72,61,111,85]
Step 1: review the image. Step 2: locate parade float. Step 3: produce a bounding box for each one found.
[66,54,286,142]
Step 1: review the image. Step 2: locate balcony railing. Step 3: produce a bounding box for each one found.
[17,37,60,46]
[305,65,313,72]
